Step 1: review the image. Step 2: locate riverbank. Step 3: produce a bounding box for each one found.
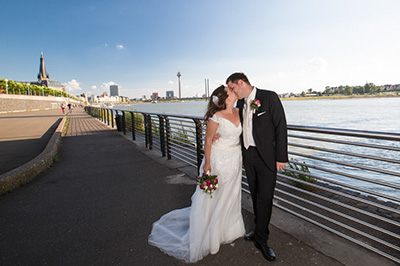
[281,93,400,101]
[113,93,400,105]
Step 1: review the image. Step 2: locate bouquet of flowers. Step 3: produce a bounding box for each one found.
[198,173,218,198]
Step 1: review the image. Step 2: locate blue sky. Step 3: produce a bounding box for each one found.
[1,0,400,98]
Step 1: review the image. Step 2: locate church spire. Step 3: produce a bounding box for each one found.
[38,52,49,81]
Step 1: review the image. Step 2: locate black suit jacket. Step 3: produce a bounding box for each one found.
[237,88,288,172]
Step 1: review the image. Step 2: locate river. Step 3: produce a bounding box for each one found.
[120,97,400,133]
[116,97,400,200]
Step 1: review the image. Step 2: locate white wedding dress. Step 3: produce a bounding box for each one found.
[148,115,245,263]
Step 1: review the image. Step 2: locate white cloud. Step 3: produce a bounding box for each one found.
[63,79,82,92]
[91,85,97,90]
[104,43,109,47]
[305,57,328,72]
[116,44,124,50]
[100,81,118,92]
[168,80,174,85]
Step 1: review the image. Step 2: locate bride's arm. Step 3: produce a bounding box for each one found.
[203,119,218,174]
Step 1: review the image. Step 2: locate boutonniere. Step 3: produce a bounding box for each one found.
[250,99,261,113]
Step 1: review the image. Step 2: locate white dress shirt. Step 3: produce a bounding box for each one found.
[243,87,257,149]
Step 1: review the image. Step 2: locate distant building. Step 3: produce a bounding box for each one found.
[88,94,97,102]
[382,84,400,91]
[152,92,159,100]
[166,91,174,99]
[17,52,65,92]
[120,96,130,102]
[110,85,119,96]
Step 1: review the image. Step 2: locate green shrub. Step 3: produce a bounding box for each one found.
[282,159,316,191]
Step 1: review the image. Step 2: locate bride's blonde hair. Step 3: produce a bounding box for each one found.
[203,85,228,122]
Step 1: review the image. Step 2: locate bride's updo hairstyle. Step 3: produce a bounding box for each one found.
[203,85,228,122]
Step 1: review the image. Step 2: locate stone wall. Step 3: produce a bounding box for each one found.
[0,94,80,113]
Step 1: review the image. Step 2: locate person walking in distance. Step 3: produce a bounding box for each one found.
[226,72,288,261]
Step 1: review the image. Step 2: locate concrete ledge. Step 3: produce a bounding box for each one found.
[0,116,67,195]
[0,94,80,113]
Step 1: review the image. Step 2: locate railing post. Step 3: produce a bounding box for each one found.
[144,114,153,150]
[122,111,126,135]
[158,115,166,157]
[193,118,204,172]
[130,111,136,140]
[144,114,148,148]
[107,109,110,126]
[110,109,114,128]
[165,116,171,159]
[148,114,153,149]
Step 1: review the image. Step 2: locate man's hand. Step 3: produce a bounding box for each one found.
[212,133,221,143]
[276,162,287,171]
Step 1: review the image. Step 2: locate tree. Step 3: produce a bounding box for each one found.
[338,85,344,94]
[323,86,331,95]
[7,80,18,94]
[0,79,6,92]
[344,85,353,95]
[364,82,376,93]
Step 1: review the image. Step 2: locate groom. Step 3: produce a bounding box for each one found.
[226,72,288,261]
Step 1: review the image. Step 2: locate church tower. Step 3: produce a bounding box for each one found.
[38,52,50,82]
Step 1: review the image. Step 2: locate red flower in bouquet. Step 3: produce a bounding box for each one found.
[197,173,218,198]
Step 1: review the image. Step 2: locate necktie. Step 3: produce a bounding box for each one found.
[243,99,251,149]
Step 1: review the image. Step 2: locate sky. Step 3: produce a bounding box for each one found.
[1,0,400,98]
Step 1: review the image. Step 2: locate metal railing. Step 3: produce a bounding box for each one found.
[85,106,400,264]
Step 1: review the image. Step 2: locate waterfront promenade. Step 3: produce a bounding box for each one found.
[0,108,394,265]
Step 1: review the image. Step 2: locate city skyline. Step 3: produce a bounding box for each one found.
[1,0,400,99]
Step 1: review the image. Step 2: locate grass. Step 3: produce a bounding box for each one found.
[282,159,316,191]
[62,116,69,135]
[52,154,59,162]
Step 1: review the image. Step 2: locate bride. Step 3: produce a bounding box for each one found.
[148,85,245,263]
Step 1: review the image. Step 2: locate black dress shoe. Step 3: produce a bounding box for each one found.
[254,242,277,261]
[244,231,255,241]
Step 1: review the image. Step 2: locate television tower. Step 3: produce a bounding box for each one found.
[177,69,182,99]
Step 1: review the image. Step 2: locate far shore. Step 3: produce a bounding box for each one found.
[280,94,400,101]
[108,93,400,105]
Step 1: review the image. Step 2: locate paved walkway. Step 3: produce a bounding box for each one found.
[0,108,393,265]
[0,108,66,175]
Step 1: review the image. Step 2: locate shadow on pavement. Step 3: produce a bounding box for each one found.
[0,118,61,175]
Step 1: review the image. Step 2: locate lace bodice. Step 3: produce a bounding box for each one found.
[210,115,242,148]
